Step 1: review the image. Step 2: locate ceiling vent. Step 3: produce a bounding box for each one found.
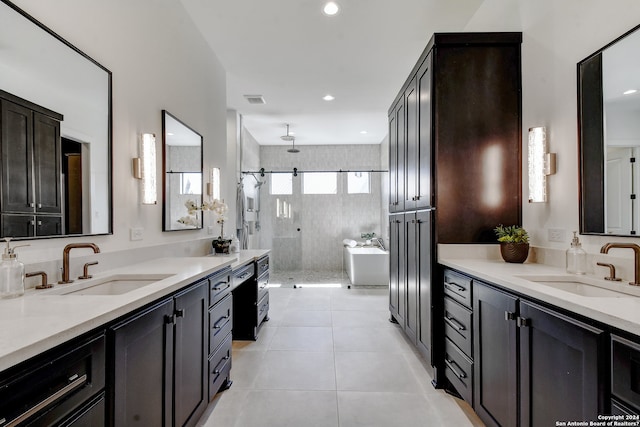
[243,95,266,105]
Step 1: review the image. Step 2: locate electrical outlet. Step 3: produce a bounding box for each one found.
[207,226,214,235]
[548,228,566,243]
[130,227,144,241]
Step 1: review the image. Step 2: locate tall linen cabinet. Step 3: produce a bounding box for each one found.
[388,33,522,382]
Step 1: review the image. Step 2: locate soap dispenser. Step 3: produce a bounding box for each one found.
[566,231,587,275]
[0,238,28,298]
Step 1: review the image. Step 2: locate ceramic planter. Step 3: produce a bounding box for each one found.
[500,242,529,263]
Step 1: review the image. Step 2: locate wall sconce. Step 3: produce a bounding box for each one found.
[206,167,221,199]
[528,127,556,203]
[132,133,157,204]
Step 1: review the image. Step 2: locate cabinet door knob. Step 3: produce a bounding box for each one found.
[175,309,185,318]
[517,317,531,327]
[505,311,516,321]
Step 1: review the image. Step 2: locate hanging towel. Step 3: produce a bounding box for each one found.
[236,181,248,249]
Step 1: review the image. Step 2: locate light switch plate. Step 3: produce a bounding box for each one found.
[548,228,565,243]
[207,226,214,235]
[130,227,144,241]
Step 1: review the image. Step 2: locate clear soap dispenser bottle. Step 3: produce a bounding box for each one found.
[0,238,28,299]
[566,231,587,275]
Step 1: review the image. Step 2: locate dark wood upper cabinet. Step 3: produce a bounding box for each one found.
[388,32,522,243]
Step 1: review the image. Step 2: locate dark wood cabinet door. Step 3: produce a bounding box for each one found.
[32,112,62,214]
[404,77,418,210]
[1,99,33,213]
[111,298,174,427]
[416,54,432,209]
[1,214,34,237]
[388,215,404,325]
[404,213,418,344]
[473,282,518,427]
[388,108,398,213]
[36,215,62,236]
[416,210,432,365]
[519,301,604,427]
[173,281,208,427]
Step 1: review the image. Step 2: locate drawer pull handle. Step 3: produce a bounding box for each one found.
[212,281,229,291]
[2,374,87,427]
[213,315,230,329]
[213,355,230,374]
[444,282,466,294]
[445,358,467,380]
[444,315,465,332]
[238,272,251,280]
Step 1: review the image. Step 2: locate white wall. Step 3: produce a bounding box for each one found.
[12,0,232,267]
[463,0,640,254]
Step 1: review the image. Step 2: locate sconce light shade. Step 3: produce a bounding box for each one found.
[207,167,221,199]
[140,133,157,205]
[528,127,556,203]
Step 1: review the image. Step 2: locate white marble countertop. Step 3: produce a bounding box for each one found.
[439,256,640,337]
[0,249,270,372]
[212,249,270,270]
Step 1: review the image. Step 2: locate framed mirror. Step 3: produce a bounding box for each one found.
[0,0,112,240]
[579,24,640,236]
[162,111,203,231]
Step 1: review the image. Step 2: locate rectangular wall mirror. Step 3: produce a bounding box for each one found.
[0,0,112,239]
[162,110,203,231]
[579,23,640,236]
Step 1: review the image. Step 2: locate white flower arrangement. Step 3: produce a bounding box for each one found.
[178,198,228,237]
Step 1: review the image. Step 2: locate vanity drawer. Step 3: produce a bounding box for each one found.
[257,292,269,326]
[444,297,472,358]
[256,255,269,277]
[612,335,640,411]
[233,263,255,289]
[444,337,473,405]
[209,294,233,354]
[443,269,472,309]
[257,272,269,302]
[208,333,232,401]
[0,333,105,427]
[209,268,231,307]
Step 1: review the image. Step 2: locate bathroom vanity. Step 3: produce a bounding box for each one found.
[0,250,269,426]
[438,251,640,424]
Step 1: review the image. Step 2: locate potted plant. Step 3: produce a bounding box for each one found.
[494,224,530,263]
[208,199,231,254]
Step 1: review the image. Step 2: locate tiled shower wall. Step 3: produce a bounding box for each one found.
[257,144,384,272]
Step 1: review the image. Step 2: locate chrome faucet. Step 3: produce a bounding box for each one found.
[600,242,640,286]
[373,237,386,251]
[59,243,100,284]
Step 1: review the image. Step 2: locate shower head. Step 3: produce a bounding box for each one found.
[286,137,300,153]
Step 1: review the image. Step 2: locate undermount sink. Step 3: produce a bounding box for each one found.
[44,274,174,296]
[516,274,634,298]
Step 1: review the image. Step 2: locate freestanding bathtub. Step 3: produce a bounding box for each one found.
[344,246,389,286]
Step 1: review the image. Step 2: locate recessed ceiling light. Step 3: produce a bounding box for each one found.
[323,2,339,16]
[360,130,368,135]
[624,89,638,95]
[323,94,335,101]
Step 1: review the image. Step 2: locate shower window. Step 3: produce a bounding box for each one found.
[271,173,293,195]
[303,172,337,194]
[347,172,370,194]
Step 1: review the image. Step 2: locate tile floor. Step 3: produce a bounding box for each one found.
[197,279,484,427]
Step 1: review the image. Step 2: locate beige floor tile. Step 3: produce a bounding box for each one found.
[332,326,413,353]
[337,391,473,427]
[268,326,334,351]
[253,350,336,390]
[231,390,339,427]
[331,310,395,328]
[228,349,266,389]
[280,309,333,327]
[334,351,424,393]
[232,324,277,351]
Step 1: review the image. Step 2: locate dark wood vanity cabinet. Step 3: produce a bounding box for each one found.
[207,268,233,401]
[388,213,405,327]
[110,277,210,427]
[473,278,605,427]
[0,91,63,237]
[232,255,270,340]
[0,333,106,427]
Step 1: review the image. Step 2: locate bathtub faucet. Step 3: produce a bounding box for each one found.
[372,237,386,251]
